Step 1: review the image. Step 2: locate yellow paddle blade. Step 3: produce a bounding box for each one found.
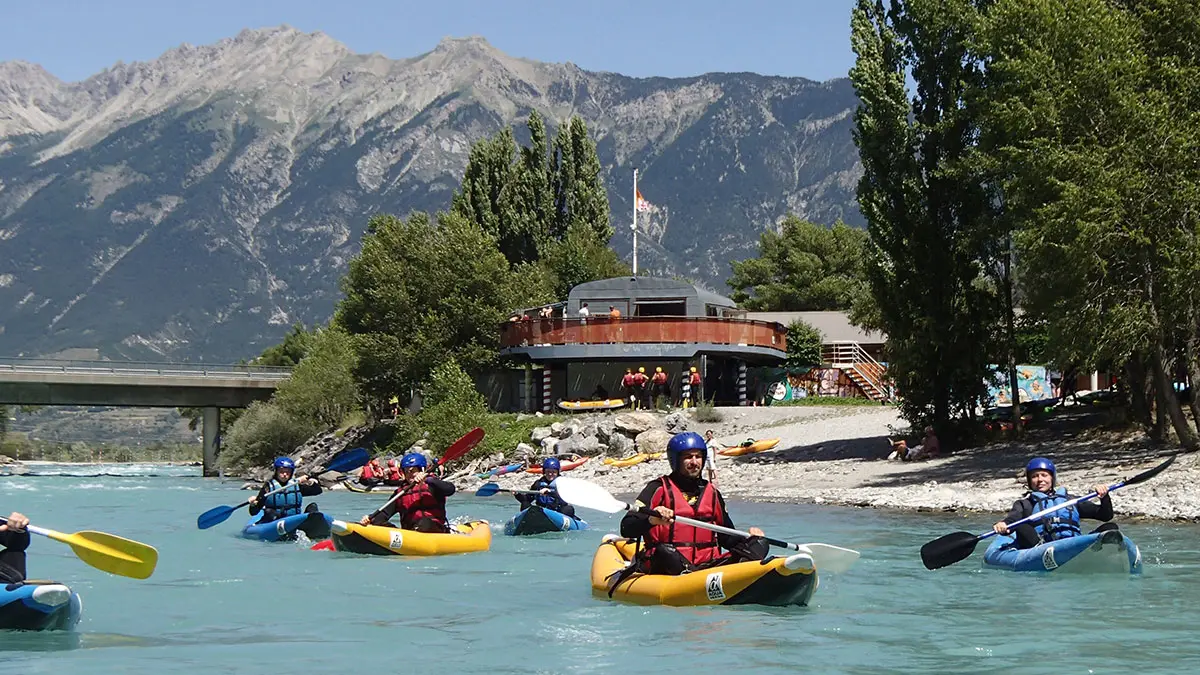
[38,527,159,580]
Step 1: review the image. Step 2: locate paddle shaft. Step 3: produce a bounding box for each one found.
[627,504,793,551]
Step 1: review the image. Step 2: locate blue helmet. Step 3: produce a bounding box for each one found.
[666,432,707,473]
[273,457,295,471]
[1025,457,1056,484]
[541,457,561,473]
[400,453,428,469]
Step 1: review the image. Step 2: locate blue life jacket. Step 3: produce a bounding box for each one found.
[263,479,303,518]
[1029,487,1081,542]
[532,477,562,510]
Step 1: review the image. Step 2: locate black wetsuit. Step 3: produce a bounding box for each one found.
[516,477,576,518]
[0,527,30,583]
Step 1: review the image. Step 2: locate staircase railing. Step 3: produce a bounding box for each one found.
[822,340,890,401]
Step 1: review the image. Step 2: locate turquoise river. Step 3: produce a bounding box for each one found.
[2,462,1199,674]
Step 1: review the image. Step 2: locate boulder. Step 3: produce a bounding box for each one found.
[541,437,559,454]
[577,422,598,439]
[550,422,565,435]
[515,442,538,461]
[634,429,674,455]
[559,424,575,439]
[614,412,660,436]
[663,412,689,433]
[556,435,605,456]
[531,426,555,443]
[594,419,617,444]
[606,433,636,457]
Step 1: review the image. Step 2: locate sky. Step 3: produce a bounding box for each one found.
[0,0,858,83]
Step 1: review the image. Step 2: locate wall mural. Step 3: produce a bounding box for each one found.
[985,365,1054,406]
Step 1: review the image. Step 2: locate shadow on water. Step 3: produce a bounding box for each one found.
[0,628,330,653]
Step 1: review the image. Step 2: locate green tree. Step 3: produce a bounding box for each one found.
[336,211,551,407]
[452,128,517,256]
[416,358,489,457]
[256,323,316,367]
[539,222,632,299]
[850,0,1001,432]
[272,326,360,429]
[551,116,612,244]
[729,216,869,311]
[785,320,824,367]
[220,401,319,471]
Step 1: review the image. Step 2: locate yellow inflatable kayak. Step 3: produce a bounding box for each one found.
[328,520,492,556]
[718,438,782,457]
[602,452,664,468]
[558,398,627,411]
[590,535,817,607]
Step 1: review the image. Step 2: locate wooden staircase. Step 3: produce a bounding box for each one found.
[822,341,891,402]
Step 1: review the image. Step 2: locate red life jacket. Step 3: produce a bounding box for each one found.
[397,479,447,530]
[647,477,726,566]
[361,464,377,480]
[386,467,401,482]
[633,373,648,387]
[652,372,667,385]
[622,374,635,387]
[690,373,701,386]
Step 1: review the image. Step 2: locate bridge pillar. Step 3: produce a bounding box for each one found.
[202,407,220,477]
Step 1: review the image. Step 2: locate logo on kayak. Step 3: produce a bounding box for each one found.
[1042,546,1058,570]
[276,520,287,536]
[705,572,726,602]
[388,531,404,549]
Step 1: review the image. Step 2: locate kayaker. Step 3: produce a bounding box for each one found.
[360,458,384,487]
[0,511,30,583]
[383,459,402,486]
[516,458,577,518]
[991,456,1116,549]
[248,457,322,523]
[619,431,768,575]
[360,453,456,533]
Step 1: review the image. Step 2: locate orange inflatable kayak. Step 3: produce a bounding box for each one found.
[718,438,782,457]
[527,455,591,474]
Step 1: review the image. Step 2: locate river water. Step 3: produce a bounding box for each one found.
[1,463,1198,674]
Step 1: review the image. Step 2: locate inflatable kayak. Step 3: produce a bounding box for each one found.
[0,581,82,631]
[527,456,590,474]
[344,481,396,494]
[329,520,492,556]
[241,511,333,542]
[503,506,589,536]
[558,398,627,412]
[718,438,782,457]
[983,529,1142,574]
[590,535,818,607]
[477,462,524,480]
[602,453,663,468]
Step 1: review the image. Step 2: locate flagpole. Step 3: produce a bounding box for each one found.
[632,168,639,275]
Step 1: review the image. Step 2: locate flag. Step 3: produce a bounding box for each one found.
[635,189,653,212]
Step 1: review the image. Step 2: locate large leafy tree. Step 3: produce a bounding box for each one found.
[728,216,869,311]
[850,0,1001,432]
[336,211,550,406]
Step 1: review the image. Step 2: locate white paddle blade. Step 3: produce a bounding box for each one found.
[555,477,628,514]
[797,543,860,574]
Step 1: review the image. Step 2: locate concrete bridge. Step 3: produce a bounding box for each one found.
[0,358,291,476]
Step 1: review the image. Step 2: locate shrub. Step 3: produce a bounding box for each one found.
[692,398,723,423]
[220,401,319,472]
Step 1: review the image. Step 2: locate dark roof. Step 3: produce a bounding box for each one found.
[568,276,737,308]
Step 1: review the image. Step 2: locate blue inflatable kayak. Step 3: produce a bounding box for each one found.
[241,511,333,542]
[503,506,589,536]
[983,529,1142,574]
[0,581,82,631]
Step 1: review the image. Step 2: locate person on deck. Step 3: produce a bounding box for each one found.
[248,457,322,523]
[992,457,1117,549]
[620,432,769,575]
[651,367,670,408]
[0,512,31,583]
[515,458,577,518]
[361,453,456,533]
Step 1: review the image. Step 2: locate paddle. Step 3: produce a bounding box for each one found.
[364,427,485,524]
[475,482,541,497]
[920,454,1176,571]
[196,447,371,530]
[554,476,860,574]
[0,517,158,580]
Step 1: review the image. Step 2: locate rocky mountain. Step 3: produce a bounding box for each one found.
[0,26,863,362]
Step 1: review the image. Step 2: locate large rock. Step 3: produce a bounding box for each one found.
[634,429,674,455]
[614,412,660,436]
[607,433,636,457]
[556,434,605,456]
[515,442,537,460]
[559,424,575,439]
[541,437,559,455]
[550,422,565,434]
[531,426,554,443]
[594,419,615,443]
[663,412,689,433]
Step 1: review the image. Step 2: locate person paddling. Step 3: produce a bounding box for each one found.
[360,453,456,533]
[619,432,768,575]
[0,512,30,583]
[248,457,322,523]
[516,458,576,518]
[992,457,1117,549]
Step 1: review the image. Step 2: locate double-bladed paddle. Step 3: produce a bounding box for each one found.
[363,427,485,524]
[196,447,371,530]
[474,482,543,497]
[0,516,158,580]
[554,476,860,574]
[920,454,1176,570]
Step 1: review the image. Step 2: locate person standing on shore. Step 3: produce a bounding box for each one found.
[992,457,1116,549]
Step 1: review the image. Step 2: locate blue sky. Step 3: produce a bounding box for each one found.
[1,0,857,83]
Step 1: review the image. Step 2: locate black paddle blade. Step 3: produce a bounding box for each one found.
[475,482,502,497]
[1124,455,1176,486]
[920,531,983,570]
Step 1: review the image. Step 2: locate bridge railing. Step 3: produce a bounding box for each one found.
[0,357,293,380]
